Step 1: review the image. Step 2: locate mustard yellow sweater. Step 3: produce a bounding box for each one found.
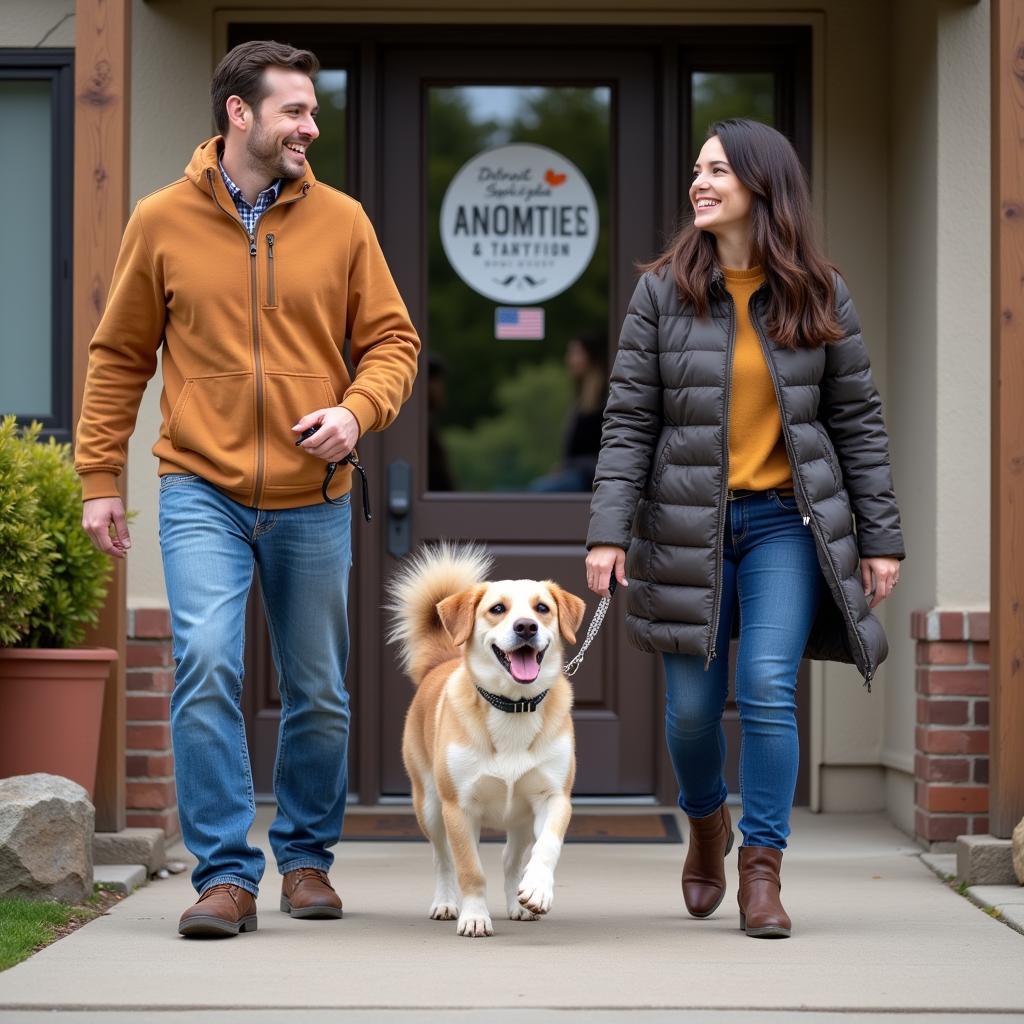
[723,266,793,492]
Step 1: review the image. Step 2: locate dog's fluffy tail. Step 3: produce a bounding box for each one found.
[386,541,493,685]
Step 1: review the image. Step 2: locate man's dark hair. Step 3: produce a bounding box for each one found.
[211,40,320,136]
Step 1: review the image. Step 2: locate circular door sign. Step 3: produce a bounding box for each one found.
[439,143,599,304]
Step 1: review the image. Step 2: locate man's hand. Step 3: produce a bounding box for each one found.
[861,556,901,609]
[292,407,361,463]
[82,497,131,559]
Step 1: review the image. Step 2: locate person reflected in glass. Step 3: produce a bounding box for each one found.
[584,119,904,938]
[529,332,608,492]
[427,352,456,492]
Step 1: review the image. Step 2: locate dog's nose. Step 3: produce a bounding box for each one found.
[513,618,538,639]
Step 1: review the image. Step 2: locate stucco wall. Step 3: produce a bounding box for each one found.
[126,0,213,607]
[934,0,990,609]
[1,2,75,48]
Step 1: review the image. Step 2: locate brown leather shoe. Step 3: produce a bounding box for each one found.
[280,867,343,919]
[178,883,257,937]
[682,803,735,918]
[737,846,791,938]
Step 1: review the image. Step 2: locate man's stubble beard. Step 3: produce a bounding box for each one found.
[245,116,304,182]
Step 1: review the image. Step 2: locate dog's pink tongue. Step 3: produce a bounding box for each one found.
[510,649,540,682]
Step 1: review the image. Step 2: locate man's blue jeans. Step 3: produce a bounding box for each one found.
[159,473,352,896]
[662,489,825,850]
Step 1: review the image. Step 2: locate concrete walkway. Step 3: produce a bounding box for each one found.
[1,808,1022,1022]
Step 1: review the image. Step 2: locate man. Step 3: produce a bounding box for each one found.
[76,40,419,937]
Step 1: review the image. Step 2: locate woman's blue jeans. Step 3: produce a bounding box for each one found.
[158,474,352,896]
[662,489,825,850]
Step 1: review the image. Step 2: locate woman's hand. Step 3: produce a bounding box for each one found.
[586,545,628,597]
[861,557,901,609]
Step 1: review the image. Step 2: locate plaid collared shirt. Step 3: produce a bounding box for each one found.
[219,159,282,237]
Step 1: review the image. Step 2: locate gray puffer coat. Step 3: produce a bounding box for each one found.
[586,268,905,686]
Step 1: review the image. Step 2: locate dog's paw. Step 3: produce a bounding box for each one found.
[517,869,555,916]
[456,897,493,937]
[508,903,540,921]
[456,912,494,937]
[429,901,459,920]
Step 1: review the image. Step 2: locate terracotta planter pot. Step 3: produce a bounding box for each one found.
[0,647,117,799]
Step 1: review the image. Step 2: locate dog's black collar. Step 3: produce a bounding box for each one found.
[476,686,549,714]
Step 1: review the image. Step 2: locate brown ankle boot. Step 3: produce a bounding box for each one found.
[681,803,735,918]
[737,846,791,938]
[178,883,257,937]
[281,867,343,919]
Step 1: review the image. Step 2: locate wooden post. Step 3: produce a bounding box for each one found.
[991,0,1024,839]
[73,0,131,833]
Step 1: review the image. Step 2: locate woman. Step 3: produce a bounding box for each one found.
[530,332,608,492]
[584,119,904,939]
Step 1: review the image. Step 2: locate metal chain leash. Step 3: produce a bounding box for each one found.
[563,578,617,677]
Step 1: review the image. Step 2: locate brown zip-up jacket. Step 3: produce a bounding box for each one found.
[75,137,420,509]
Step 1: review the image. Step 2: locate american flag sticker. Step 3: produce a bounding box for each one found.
[495,307,545,340]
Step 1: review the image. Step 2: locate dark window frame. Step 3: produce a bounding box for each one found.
[0,48,74,442]
[680,30,813,192]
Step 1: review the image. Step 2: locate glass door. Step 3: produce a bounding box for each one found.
[376,47,660,795]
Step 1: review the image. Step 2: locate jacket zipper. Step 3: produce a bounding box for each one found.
[247,233,266,505]
[749,295,874,686]
[266,233,276,307]
[705,292,736,670]
[205,170,307,506]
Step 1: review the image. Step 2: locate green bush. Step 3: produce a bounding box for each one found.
[443,361,572,490]
[0,417,111,648]
[0,418,54,645]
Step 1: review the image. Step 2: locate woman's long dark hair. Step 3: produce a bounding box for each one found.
[644,119,844,349]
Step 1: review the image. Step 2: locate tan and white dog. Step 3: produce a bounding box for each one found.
[387,543,586,938]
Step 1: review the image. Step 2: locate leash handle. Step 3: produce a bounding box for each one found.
[323,452,372,522]
[296,426,372,521]
[563,576,617,677]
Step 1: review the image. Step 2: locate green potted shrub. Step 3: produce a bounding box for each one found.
[0,417,116,798]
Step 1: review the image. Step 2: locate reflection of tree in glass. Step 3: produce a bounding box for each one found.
[427,87,610,492]
[443,362,572,491]
[690,72,775,163]
[312,70,348,191]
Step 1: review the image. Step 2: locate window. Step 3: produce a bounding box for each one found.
[0,50,73,441]
[681,30,811,179]
[426,85,611,492]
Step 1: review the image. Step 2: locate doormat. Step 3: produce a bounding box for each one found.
[341,812,682,844]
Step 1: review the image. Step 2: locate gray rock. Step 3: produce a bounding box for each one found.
[1013,817,1024,886]
[0,773,94,903]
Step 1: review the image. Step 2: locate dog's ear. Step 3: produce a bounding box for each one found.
[437,585,485,647]
[547,583,587,646]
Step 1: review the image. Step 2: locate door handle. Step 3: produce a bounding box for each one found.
[387,459,412,559]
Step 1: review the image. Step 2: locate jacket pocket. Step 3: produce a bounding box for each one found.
[813,421,842,490]
[648,427,672,498]
[263,233,277,309]
[168,372,256,493]
[262,372,338,495]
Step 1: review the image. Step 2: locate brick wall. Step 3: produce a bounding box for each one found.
[912,608,990,844]
[126,608,179,840]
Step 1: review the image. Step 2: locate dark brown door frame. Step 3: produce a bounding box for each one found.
[229,22,814,805]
